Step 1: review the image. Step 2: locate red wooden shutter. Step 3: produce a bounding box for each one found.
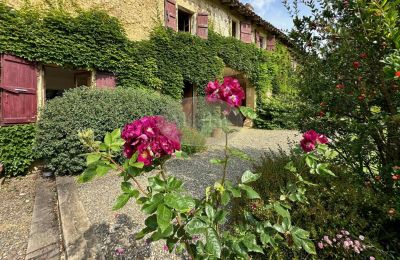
[197,12,208,39]
[96,72,116,89]
[165,0,177,31]
[267,35,276,51]
[0,55,37,125]
[255,31,260,47]
[240,21,252,43]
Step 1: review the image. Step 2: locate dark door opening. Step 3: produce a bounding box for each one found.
[182,82,194,127]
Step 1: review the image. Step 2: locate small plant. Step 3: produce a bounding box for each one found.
[79,78,336,258]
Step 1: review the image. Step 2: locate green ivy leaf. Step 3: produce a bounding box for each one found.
[301,239,316,255]
[240,106,257,120]
[273,202,290,220]
[238,184,261,199]
[241,170,261,184]
[205,204,216,221]
[157,204,173,232]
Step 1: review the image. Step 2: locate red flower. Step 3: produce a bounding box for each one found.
[392,175,400,181]
[205,77,245,108]
[359,53,367,59]
[395,71,400,77]
[300,130,329,153]
[318,111,325,117]
[121,116,181,166]
[358,95,366,101]
[353,61,361,70]
[336,84,345,90]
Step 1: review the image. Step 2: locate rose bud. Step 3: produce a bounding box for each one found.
[392,175,399,181]
[319,111,325,117]
[336,84,345,90]
[353,61,361,69]
[395,71,400,77]
[358,95,366,101]
[360,53,367,59]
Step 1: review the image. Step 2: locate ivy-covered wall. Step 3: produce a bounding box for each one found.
[0,3,297,127]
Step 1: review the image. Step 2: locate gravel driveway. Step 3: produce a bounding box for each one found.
[0,174,37,260]
[76,129,299,259]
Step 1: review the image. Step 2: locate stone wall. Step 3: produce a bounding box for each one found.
[5,0,164,41]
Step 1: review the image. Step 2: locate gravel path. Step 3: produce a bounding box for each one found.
[76,129,299,259]
[0,174,37,260]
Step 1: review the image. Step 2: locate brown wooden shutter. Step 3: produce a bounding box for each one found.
[165,0,177,31]
[96,72,116,89]
[240,21,252,43]
[0,55,37,125]
[267,35,276,51]
[255,31,260,47]
[197,12,208,39]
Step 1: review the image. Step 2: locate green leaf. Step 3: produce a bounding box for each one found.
[142,193,164,214]
[104,132,112,147]
[185,218,208,235]
[151,224,174,241]
[316,163,335,176]
[86,153,101,165]
[242,234,263,253]
[164,193,195,212]
[205,204,216,221]
[238,184,261,199]
[206,228,221,258]
[273,202,290,219]
[210,159,225,164]
[221,191,230,206]
[157,204,172,232]
[121,181,133,193]
[228,147,252,161]
[78,167,97,183]
[241,170,261,184]
[96,164,111,176]
[113,193,131,210]
[301,239,316,255]
[240,106,257,120]
[166,177,183,191]
[215,210,227,224]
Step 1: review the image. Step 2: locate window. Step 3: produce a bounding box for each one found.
[178,9,191,32]
[232,21,237,38]
[260,36,264,48]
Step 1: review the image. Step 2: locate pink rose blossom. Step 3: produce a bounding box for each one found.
[300,130,329,153]
[318,242,324,249]
[122,116,181,166]
[163,244,169,252]
[205,77,245,108]
[115,247,125,255]
[370,257,375,260]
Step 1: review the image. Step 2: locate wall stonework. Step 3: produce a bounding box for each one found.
[5,0,164,41]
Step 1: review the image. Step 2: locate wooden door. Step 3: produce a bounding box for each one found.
[0,54,37,124]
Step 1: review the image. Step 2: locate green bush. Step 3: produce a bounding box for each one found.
[180,127,207,155]
[232,151,400,258]
[35,87,184,175]
[0,124,36,177]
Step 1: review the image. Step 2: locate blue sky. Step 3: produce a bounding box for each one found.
[240,0,310,32]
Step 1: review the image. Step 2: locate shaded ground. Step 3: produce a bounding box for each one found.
[76,129,299,259]
[0,174,37,260]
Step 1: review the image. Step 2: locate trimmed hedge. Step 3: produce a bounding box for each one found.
[35,87,184,175]
[0,124,36,177]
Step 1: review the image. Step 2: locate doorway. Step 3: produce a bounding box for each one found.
[182,81,195,127]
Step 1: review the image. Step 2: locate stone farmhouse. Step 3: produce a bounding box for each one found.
[1,0,294,126]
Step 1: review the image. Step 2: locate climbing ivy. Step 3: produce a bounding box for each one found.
[0,2,297,126]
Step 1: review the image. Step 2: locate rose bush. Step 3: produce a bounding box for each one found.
[78,79,339,259]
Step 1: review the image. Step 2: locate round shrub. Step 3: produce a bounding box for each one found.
[180,126,207,155]
[0,124,36,177]
[35,87,184,175]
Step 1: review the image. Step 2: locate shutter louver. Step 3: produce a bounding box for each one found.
[240,21,252,43]
[197,12,208,39]
[267,35,276,51]
[0,55,37,125]
[96,72,116,89]
[165,0,177,31]
[255,31,260,47]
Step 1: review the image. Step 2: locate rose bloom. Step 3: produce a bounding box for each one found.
[300,130,329,153]
[121,116,181,166]
[336,84,345,90]
[205,77,245,108]
[395,71,400,77]
[353,61,361,69]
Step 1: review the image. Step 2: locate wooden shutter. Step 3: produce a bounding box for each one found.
[96,72,116,89]
[240,21,252,43]
[197,12,208,39]
[255,31,260,47]
[165,0,177,31]
[267,35,276,51]
[0,55,37,125]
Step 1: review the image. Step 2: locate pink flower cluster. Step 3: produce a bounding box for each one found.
[317,231,370,256]
[300,130,329,153]
[205,77,245,108]
[121,116,181,166]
